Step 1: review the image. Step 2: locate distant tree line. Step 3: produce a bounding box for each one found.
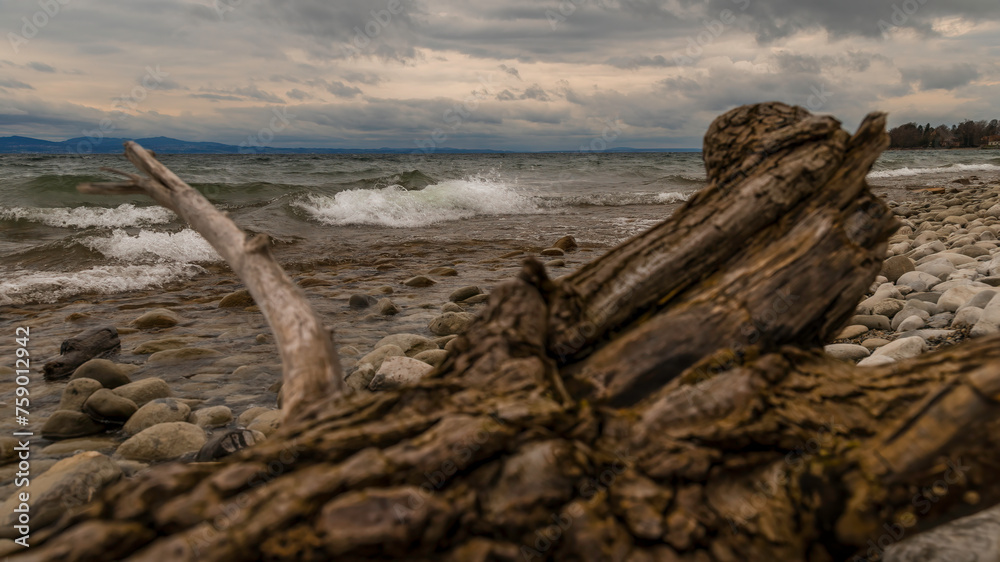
[888,119,1000,149]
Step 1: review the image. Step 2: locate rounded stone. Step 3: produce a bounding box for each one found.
[83,389,138,425]
[124,398,192,436]
[358,344,404,370]
[57,378,104,412]
[188,405,233,429]
[449,286,483,302]
[246,410,282,437]
[429,312,477,336]
[237,406,272,426]
[442,302,463,313]
[553,235,578,252]
[41,411,107,440]
[349,294,378,309]
[219,289,254,308]
[368,356,434,391]
[403,276,435,288]
[70,359,132,389]
[540,248,565,256]
[374,334,438,357]
[823,344,870,362]
[132,308,181,329]
[116,422,207,462]
[413,349,449,368]
[882,256,916,283]
[147,347,224,364]
[377,298,400,316]
[112,378,172,407]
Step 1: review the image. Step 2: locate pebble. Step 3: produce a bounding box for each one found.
[124,398,192,436]
[83,389,138,425]
[428,267,458,276]
[189,405,234,429]
[896,271,943,292]
[57,378,104,412]
[133,337,198,354]
[851,315,891,330]
[219,289,254,308]
[112,377,172,407]
[377,298,400,316]
[69,358,133,389]
[442,302,463,313]
[861,338,891,351]
[859,336,927,365]
[404,276,435,288]
[429,312,477,336]
[880,255,915,282]
[374,334,438,356]
[835,325,869,339]
[246,410,282,437]
[146,347,224,364]
[132,308,181,329]
[553,235,578,251]
[971,293,1000,337]
[41,411,107,440]
[413,349,449,367]
[358,344,404,370]
[449,286,483,302]
[237,406,271,426]
[368,356,434,391]
[824,344,871,361]
[349,294,378,309]
[116,422,207,462]
[540,248,565,256]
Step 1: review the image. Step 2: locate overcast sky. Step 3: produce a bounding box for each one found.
[1,0,998,150]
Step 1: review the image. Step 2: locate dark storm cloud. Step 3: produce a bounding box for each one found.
[0,0,998,149]
[691,0,1000,41]
[604,55,676,70]
[900,63,981,91]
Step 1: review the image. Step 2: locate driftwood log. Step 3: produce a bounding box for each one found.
[42,326,121,380]
[16,102,1000,561]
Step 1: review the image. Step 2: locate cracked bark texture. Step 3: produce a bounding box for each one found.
[15,102,1000,562]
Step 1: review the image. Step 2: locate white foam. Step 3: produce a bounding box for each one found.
[295,175,540,228]
[868,163,1000,179]
[556,191,691,207]
[0,203,175,229]
[81,229,221,263]
[0,263,204,305]
[655,191,690,203]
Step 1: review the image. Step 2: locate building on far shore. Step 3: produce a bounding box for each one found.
[982,135,1000,149]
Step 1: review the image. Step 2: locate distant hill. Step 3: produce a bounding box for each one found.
[0,135,696,155]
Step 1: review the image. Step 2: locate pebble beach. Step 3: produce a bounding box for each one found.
[2,153,1000,558]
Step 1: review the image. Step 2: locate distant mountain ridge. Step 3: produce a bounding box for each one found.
[0,135,696,155]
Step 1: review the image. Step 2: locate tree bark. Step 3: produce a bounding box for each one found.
[15,102,1000,561]
[77,144,344,423]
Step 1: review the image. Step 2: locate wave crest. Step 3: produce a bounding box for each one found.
[0,204,175,229]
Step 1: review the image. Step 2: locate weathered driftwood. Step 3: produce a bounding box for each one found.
[78,143,344,423]
[15,102,1000,561]
[42,326,121,380]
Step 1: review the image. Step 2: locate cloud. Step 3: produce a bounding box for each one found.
[900,63,980,90]
[604,55,676,69]
[287,89,314,101]
[0,79,33,90]
[27,62,56,73]
[499,64,521,79]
